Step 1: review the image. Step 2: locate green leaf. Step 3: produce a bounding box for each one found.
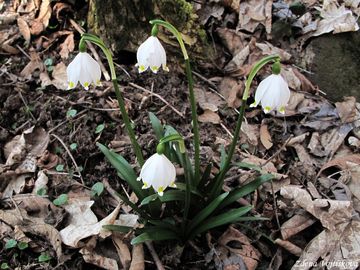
[53,194,68,206]
[95,124,105,134]
[187,192,229,233]
[36,187,47,196]
[189,205,253,238]
[149,112,164,140]
[218,174,274,210]
[140,190,184,206]
[55,164,64,172]
[66,109,77,118]
[1,263,9,269]
[220,145,227,170]
[70,143,78,151]
[102,225,133,233]
[198,162,212,188]
[235,162,262,172]
[38,253,52,262]
[91,182,104,197]
[97,143,146,200]
[17,242,28,250]
[131,228,179,245]
[44,58,53,66]
[5,239,17,249]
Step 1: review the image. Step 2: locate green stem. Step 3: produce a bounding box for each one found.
[209,55,281,199]
[80,34,144,166]
[150,20,200,184]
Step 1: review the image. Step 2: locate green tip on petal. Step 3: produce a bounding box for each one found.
[142,182,149,189]
[264,106,272,113]
[170,182,176,188]
[138,65,146,72]
[163,65,169,72]
[250,101,257,108]
[278,106,285,114]
[150,66,159,73]
[68,81,75,88]
[157,186,164,196]
[95,79,101,86]
[84,82,89,88]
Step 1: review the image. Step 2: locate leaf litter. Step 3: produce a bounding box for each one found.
[1,0,360,269]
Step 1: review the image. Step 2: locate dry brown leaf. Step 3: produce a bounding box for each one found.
[112,235,131,269]
[256,42,292,61]
[20,224,64,262]
[218,226,261,270]
[224,44,250,72]
[60,203,121,247]
[259,122,273,149]
[17,17,31,44]
[129,244,145,270]
[194,87,224,112]
[280,185,353,231]
[293,221,360,270]
[51,62,68,90]
[20,51,44,79]
[219,77,243,108]
[240,122,259,146]
[280,212,317,240]
[80,247,119,270]
[292,68,316,93]
[216,28,250,55]
[32,170,48,194]
[320,154,360,173]
[59,33,74,59]
[198,110,221,124]
[2,174,29,199]
[281,67,301,91]
[274,239,302,256]
[335,96,357,123]
[313,0,359,36]
[30,0,51,35]
[238,0,272,33]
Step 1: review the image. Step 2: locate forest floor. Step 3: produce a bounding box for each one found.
[1,0,360,269]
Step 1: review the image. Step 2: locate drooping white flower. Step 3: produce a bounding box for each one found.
[136,36,169,74]
[66,52,101,90]
[250,74,290,114]
[138,153,176,196]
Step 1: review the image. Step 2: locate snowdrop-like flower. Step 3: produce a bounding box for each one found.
[66,52,101,90]
[136,36,169,74]
[138,153,176,196]
[250,74,290,114]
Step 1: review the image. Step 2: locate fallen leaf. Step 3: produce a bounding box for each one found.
[259,122,273,149]
[280,212,317,240]
[335,96,357,123]
[112,235,131,269]
[194,87,224,112]
[51,62,68,90]
[313,0,359,36]
[219,77,243,108]
[59,33,74,59]
[218,226,261,270]
[238,0,273,33]
[274,239,302,256]
[129,244,145,270]
[80,247,119,270]
[198,110,221,124]
[17,17,31,44]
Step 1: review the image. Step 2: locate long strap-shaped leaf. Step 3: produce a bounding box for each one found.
[187,192,229,234]
[131,228,180,245]
[140,190,185,206]
[97,143,146,200]
[188,205,252,239]
[218,174,273,210]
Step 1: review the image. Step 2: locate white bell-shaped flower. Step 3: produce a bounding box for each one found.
[138,153,176,196]
[66,52,101,90]
[250,74,290,114]
[136,36,169,74]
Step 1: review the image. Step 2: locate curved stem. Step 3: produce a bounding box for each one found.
[150,21,200,184]
[80,35,144,166]
[209,55,281,199]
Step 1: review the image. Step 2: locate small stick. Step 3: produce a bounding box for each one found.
[145,241,165,270]
[69,18,111,81]
[50,133,84,184]
[129,82,184,118]
[102,178,122,204]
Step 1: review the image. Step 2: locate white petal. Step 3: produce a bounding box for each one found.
[136,36,155,73]
[83,53,101,85]
[253,74,274,107]
[66,53,82,89]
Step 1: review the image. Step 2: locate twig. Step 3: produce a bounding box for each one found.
[262,135,293,167]
[48,109,88,133]
[129,82,185,118]
[16,88,36,121]
[145,241,165,270]
[50,133,84,185]
[69,18,111,81]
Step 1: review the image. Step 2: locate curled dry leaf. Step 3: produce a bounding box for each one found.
[218,226,261,270]
[274,239,302,256]
[17,17,31,44]
[60,203,121,247]
[80,247,119,270]
[219,77,243,108]
[335,96,357,124]
[238,0,272,33]
[32,170,48,194]
[129,244,145,270]
[51,62,68,90]
[280,185,353,231]
[280,212,317,240]
[59,33,75,59]
[194,87,224,112]
[112,235,131,269]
